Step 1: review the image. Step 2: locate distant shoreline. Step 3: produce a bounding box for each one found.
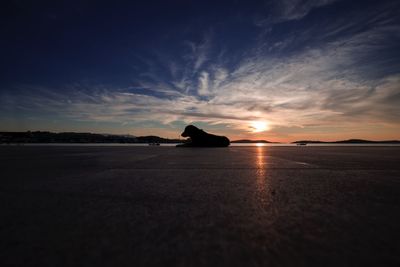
[2,143,400,147]
[1,131,399,144]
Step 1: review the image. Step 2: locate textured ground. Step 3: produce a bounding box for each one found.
[1,146,399,266]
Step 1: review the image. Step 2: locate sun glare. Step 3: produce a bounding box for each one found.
[250,121,269,133]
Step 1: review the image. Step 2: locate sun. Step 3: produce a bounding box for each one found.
[250,121,269,133]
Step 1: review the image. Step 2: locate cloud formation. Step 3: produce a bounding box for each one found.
[255,0,339,26]
[1,0,399,140]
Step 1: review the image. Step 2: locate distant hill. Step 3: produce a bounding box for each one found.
[136,135,183,144]
[2,132,398,144]
[0,131,183,144]
[334,139,400,144]
[231,139,277,143]
[293,139,400,144]
[292,140,325,144]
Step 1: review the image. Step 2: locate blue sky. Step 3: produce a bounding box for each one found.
[1,0,399,141]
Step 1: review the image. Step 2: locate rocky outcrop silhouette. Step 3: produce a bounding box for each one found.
[176,125,230,147]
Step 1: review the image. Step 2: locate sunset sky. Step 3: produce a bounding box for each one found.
[1,0,399,142]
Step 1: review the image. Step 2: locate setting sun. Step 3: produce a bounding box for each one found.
[250,121,269,133]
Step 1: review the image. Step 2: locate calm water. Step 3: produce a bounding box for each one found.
[3,143,400,147]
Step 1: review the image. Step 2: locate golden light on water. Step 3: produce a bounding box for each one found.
[255,145,269,206]
[256,145,265,171]
[250,121,269,133]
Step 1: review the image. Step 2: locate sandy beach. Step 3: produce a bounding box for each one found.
[1,146,399,266]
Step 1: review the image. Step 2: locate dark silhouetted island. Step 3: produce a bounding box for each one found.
[0,131,182,144]
[176,125,230,147]
[1,132,399,145]
[231,139,279,144]
[293,139,400,144]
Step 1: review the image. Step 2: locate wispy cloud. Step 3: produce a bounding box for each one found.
[184,33,212,73]
[277,0,338,21]
[255,0,340,26]
[1,2,399,140]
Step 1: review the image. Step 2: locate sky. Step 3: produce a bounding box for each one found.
[1,0,400,142]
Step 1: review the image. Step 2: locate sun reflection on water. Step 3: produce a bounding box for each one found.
[256,145,266,177]
[255,145,270,206]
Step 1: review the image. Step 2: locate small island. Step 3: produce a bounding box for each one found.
[292,139,400,144]
[0,131,182,144]
[1,131,399,144]
[231,139,279,144]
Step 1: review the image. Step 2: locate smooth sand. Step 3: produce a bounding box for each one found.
[1,146,399,266]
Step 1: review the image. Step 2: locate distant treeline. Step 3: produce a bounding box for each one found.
[0,131,183,144]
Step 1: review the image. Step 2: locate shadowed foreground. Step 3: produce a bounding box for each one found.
[1,146,399,266]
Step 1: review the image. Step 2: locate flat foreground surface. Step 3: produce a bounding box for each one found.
[1,146,400,266]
